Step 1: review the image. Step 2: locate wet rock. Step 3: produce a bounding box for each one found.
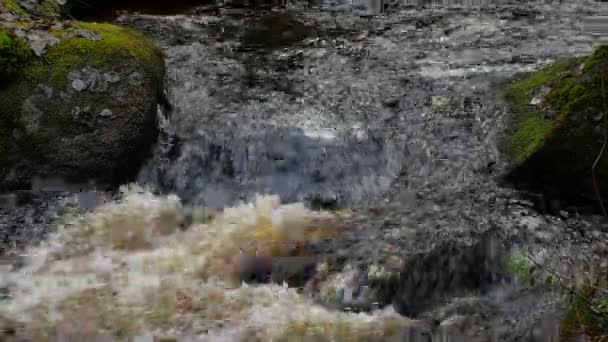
[393,231,512,317]
[0,23,165,189]
[0,12,19,21]
[99,109,113,117]
[104,72,120,83]
[24,30,60,56]
[71,78,87,91]
[500,46,608,211]
[62,29,102,41]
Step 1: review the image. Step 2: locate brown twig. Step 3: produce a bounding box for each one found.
[523,252,601,314]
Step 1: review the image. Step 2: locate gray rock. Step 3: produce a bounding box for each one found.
[67,70,82,81]
[89,73,108,92]
[99,109,113,117]
[104,72,121,84]
[36,84,54,99]
[13,29,26,39]
[129,72,144,86]
[71,79,87,92]
[25,30,60,57]
[393,231,512,317]
[0,12,18,21]
[62,29,103,41]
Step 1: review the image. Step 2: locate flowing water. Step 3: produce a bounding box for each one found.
[2,0,608,340]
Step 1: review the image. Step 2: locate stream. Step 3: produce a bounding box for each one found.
[2,0,608,340]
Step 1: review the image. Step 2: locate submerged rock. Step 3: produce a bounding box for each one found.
[499,46,608,209]
[393,231,512,318]
[0,20,165,189]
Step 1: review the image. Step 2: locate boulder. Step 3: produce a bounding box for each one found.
[2,0,64,19]
[499,46,608,208]
[0,18,165,190]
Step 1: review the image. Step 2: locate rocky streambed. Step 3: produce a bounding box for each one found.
[2,0,608,340]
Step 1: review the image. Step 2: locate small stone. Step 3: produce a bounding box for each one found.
[385,255,403,271]
[72,79,87,92]
[75,29,102,41]
[0,12,18,21]
[530,96,542,106]
[129,72,144,86]
[89,73,108,92]
[26,30,60,56]
[104,72,121,83]
[14,29,26,39]
[431,96,450,113]
[36,84,54,99]
[99,109,113,117]
[68,70,82,81]
[592,112,604,122]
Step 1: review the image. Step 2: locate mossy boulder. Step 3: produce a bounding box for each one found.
[1,0,64,20]
[0,21,165,189]
[499,46,608,207]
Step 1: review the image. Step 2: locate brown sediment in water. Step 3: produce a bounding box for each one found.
[0,185,424,340]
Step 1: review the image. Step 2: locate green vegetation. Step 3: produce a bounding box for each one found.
[26,22,164,87]
[0,27,32,161]
[0,21,164,129]
[3,0,29,17]
[500,45,608,204]
[2,0,60,19]
[560,283,608,341]
[505,246,533,287]
[500,57,585,165]
[0,20,165,185]
[0,27,32,81]
[33,0,61,19]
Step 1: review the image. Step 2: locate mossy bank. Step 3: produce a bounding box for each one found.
[0,2,165,190]
[499,46,608,209]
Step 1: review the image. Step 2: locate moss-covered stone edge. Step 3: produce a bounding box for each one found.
[497,46,608,207]
[0,26,32,80]
[498,56,586,165]
[0,20,166,184]
[2,0,61,19]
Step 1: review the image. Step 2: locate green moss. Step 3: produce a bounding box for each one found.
[33,0,61,19]
[3,0,29,17]
[0,27,32,161]
[3,22,165,129]
[505,247,532,287]
[501,57,584,165]
[0,27,32,80]
[23,22,164,86]
[0,21,165,181]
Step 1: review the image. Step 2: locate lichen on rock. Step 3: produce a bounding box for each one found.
[0,19,165,189]
[499,46,608,207]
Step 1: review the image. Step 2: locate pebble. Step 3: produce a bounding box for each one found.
[72,79,88,92]
[99,109,113,117]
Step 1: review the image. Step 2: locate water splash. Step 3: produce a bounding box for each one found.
[0,185,424,340]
